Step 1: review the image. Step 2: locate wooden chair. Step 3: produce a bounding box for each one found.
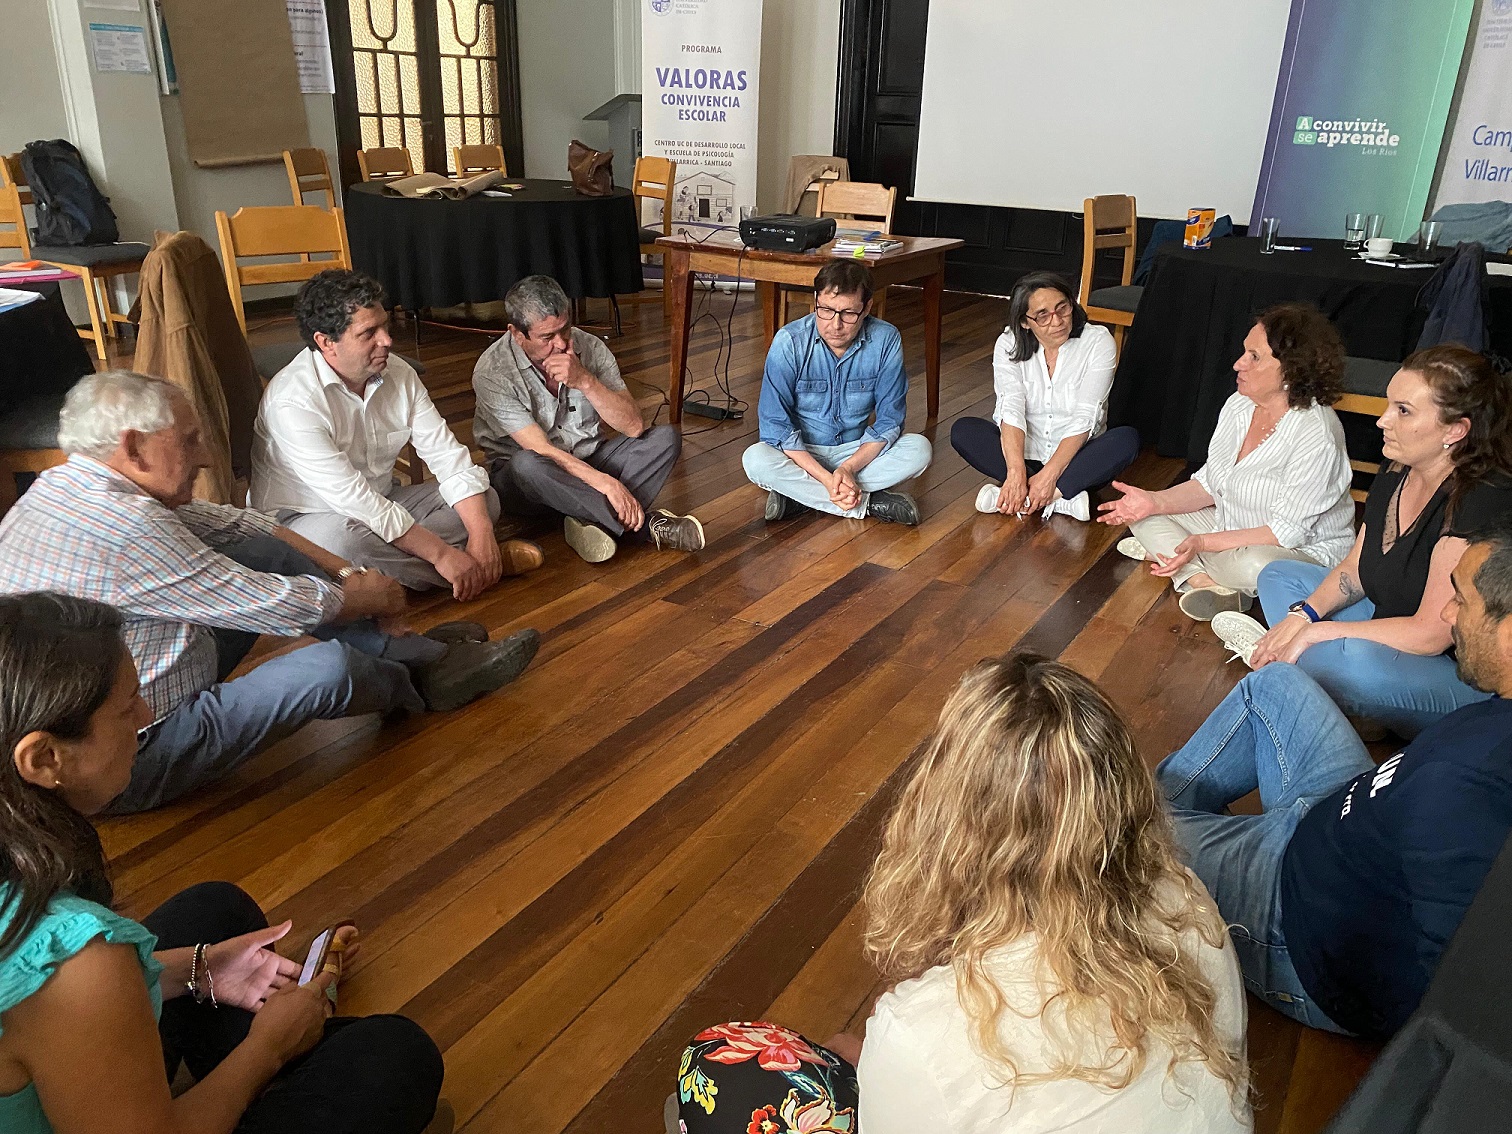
[1078,194,1142,355]
[782,179,899,324]
[283,148,335,207]
[1,152,149,361]
[623,155,676,318]
[213,205,351,333]
[1337,356,1396,502]
[452,143,506,178]
[357,147,415,183]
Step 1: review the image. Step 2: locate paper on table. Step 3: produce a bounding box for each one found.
[1488,263,1512,277]
[379,170,505,200]
[0,289,44,313]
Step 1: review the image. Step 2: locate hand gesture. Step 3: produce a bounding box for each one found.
[435,546,489,602]
[996,467,1030,516]
[597,475,644,531]
[829,466,861,512]
[205,921,303,1012]
[1149,534,1205,578]
[541,348,593,391]
[465,533,505,591]
[1097,481,1159,526]
[246,972,334,1067]
[340,569,407,620]
[1024,468,1058,514]
[1249,614,1318,668]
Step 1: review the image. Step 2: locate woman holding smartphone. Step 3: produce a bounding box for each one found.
[0,592,443,1134]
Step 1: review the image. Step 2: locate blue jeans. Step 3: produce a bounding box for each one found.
[107,538,441,814]
[742,435,933,518]
[1256,559,1489,739]
[1156,664,1374,1033]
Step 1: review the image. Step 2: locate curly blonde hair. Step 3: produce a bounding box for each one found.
[862,654,1247,1103]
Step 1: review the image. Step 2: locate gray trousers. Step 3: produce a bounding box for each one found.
[490,424,682,537]
[106,537,445,815]
[279,483,502,591]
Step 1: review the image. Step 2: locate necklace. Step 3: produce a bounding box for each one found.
[1250,404,1285,445]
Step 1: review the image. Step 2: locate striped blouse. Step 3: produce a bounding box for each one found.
[1192,393,1355,567]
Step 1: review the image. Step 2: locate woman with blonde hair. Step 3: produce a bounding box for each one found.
[858,654,1250,1132]
[671,655,1250,1134]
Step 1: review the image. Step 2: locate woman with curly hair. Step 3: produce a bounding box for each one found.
[1098,304,1354,621]
[856,654,1250,1133]
[1212,344,1512,739]
[672,656,1251,1133]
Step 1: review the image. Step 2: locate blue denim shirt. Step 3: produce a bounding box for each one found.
[757,314,907,452]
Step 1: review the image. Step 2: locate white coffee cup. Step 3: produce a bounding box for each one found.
[1365,237,1394,258]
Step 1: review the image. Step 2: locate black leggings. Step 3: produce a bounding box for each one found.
[950,417,1140,498]
[143,883,443,1134]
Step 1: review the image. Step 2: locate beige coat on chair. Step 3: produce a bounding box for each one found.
[133,231,264,504]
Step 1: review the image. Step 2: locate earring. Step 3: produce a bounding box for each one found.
[1444,442,1452,450]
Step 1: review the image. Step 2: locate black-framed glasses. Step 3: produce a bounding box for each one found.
[815,304,864,325]
[1025,301,1072,327]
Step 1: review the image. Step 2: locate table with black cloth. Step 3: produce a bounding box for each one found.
[0,283,94,399]
[345,179,644,311]
[1108,238,1512,462]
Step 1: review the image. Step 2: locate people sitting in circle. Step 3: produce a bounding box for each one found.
[951,271,1139,522]
[0,593,445,1134]
[471,274,704,564]
[743,260,933,526]
[1098,303,1354,621]
[1213,345,1512,739]
[675,655,1250,1134]
[0,371,539,813]
[252,269,541,599]
[1157,513,1512,1039]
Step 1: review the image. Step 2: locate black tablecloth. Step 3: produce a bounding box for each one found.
[1326,831,1512,1133]
[0,284,93,401]
[345,179,644,310]
[1108,238,1512,462]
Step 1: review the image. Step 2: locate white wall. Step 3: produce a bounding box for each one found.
[517,0,617,179]
[756,0,840,213]
[0,0,72,152]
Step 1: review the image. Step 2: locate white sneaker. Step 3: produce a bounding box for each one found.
[1212,611,1268,667]
[1178,585,1250,622]
[974,483,1001,513]
[1049,491,1091,521]
[1116,536,1148,561]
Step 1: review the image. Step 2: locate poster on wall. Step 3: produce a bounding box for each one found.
[640,0,762,238]
[1434,0,1512,210]
[1251,0,1475,240]
[286,0,336,95]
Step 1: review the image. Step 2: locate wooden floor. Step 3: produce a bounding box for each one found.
[98,286,1380,1132]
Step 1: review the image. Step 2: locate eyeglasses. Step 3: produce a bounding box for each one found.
[815,304,865,326]
[1025,301,1072,327]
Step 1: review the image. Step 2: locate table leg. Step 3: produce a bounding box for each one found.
[758,281,781,347]
[666,249,694,424]
[922,265,943,420]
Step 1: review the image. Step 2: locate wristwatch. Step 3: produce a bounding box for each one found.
[1287,600,1321,623]
[336,565,368,582]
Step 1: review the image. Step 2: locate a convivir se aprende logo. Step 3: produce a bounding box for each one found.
[1292,116,1400,149]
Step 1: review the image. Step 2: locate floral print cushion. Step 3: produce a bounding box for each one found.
[676,1021,858,1133]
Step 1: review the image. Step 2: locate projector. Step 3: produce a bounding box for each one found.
[739,214,837,252]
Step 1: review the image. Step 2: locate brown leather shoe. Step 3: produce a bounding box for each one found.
[500,539,545,576]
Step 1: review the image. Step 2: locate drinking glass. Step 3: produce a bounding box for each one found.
[1258,216,1281,253]
[1418,220,1443,255]
[1344,212,1366,249]
[1365,214,1384,240]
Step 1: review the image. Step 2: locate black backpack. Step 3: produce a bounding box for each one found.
[20,139,120,246]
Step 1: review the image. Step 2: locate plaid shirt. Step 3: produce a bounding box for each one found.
[0,457,344,722]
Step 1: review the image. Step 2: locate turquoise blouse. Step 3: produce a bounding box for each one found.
[0,888,162,1133]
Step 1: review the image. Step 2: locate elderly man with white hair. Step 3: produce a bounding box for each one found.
[0,370,541,813]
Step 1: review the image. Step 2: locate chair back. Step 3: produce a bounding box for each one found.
[0,154,33,258]
[357,147,415,182]
[214,205,352,331]
[1078,194,1137,306]
[632,155,676,241]
[452,143,506,177]
[816,180,897,232]
[283,148,335,208]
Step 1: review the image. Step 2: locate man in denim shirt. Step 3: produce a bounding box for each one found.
[743,261,932,524]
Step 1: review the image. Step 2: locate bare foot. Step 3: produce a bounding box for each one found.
[1187,571,1218,590]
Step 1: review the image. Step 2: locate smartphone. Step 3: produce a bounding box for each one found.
[298,922,355,985]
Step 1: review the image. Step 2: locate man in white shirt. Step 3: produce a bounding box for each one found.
[252,270,542,598]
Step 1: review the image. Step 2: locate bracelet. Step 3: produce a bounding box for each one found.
[187,942,219,1007]
[335,565,368,582]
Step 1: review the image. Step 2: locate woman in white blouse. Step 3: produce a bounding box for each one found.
[671,656,1251,1134]
[951,272,1139,522]
[1098,303,1354,621]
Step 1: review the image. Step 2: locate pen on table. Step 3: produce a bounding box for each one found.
[1271,244,1312,252]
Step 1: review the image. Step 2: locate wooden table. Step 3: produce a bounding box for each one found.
[656,232,964,423]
